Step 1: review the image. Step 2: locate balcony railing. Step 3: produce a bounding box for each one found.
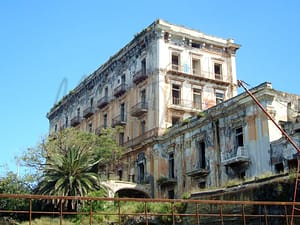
[123,128,159,148]
[166,64,226,82]
[112,114,127,127]
[70,116,81,126]
[97,96,109,109]
[114,83,128,97]
[133,70,148,84]
[186,161,210,177]
[131,102,148,117]
[169,98,202,111]
[83,106,95,118]
[222,146,250,166]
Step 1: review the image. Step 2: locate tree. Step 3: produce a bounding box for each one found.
[19,127,123,210]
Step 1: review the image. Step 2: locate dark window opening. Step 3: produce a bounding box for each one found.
[172,54,179,71]
[197,141,206,169]
[172,84,181,105]
[141,59,146,75]
[138,163,144,183]
[192,42,201,49]
[288,159,298,171]
[120,103,125,121]
[104,87,108,97]
[90,98,94,107]
[275,163,284,174]
[214,63,222,79]
[88,123,93,133]
[193,89,202,109]
[118,169,123,181]
[169,153,175,178]
[198,181,206,189]
[168,190,175,199]
[172,116,180,126]
[235,127,244,148]
[119,132,124,145]
[77,107,80,118]
[103,114,107,128]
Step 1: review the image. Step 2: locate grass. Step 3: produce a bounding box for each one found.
[19,217,74,225]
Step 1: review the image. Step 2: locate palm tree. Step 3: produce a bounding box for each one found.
[37,146,100,210]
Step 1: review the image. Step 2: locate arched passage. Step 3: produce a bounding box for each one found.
[116,188,150,198]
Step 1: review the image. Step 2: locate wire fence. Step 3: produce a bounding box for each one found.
[0,194,300,225]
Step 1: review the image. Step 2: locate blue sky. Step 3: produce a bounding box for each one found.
[0,1,299,174]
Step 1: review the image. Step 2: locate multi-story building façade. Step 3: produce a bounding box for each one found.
[48,19,300,199]
[47,19,240,197]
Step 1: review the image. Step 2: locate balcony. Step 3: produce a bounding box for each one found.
[70,116,81,127]
[83,106,94,118]
[112,114,127,127]
[186,161,210,177]
[97,96,109,109]
[157,176,177,188]
[222,146,250,166]
[113,83,128,97]
[133,70,148,84]
[168,98,202,113]
[166,64,229,85]
[123,128,159,148]
[131,102,148,117]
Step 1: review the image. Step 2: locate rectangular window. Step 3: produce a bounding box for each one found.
[168,190,175,199]
[214,63,222,80]
[120,103,125,122]
[119,132,124,145]
[235,127,244,148]
[141,58,146,75]
[169,153,175,178]
[103,114,107,128]
[65,116,68,128]
[172,116,180,126]
[172,53,179,71]
[141,89,146,104]
[77,107,80,118]
[192,58,201,75]
[216,91,224,104]
[88,123,93,133]
[90,98,94,108]
[197,141,206,169]
[121,74,126,84]
[172,84,181,105]
[193,88,202,109]
[104,87,108,97]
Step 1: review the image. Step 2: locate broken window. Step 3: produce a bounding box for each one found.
[235,127,244,148]
[172,84,181,105]
[169,152,175,178]
[192,58,201,75]
[275,163,284,174]
[90,97,94,108]
[215,91,224,104]
[214,63,222,80]
[197,141,206,169]
[172,53,180,71]
[193,88,202,109]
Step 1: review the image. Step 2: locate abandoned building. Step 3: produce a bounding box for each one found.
[46,19,300,198]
